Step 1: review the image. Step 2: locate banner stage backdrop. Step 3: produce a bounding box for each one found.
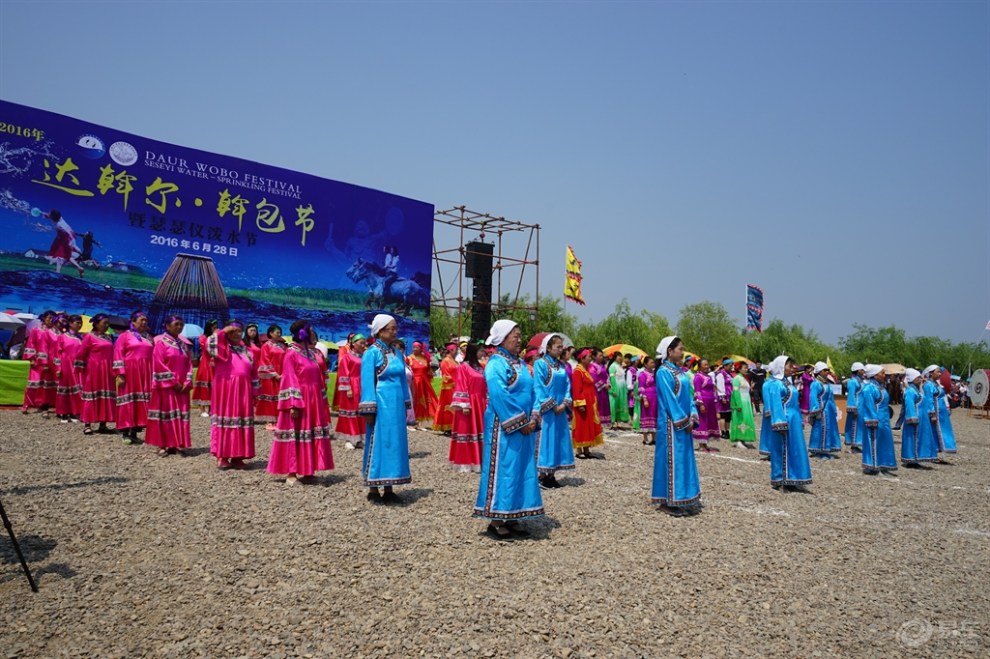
[0,99,433,346]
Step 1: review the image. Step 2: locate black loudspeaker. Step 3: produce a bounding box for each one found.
[470,270,493,341]
[464,241,494,279]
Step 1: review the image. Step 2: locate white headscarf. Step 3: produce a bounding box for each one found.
[485,319,518,346]
[904,368,921,383]
[864,364,883,378]
[539,332,561,356]
[851,361,865,373]
[923,364,939,377]
[813,361,828,374]
[768,355,789,380]
[369,313,395,337]
[656,336,678,362]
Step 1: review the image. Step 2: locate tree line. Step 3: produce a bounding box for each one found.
[430,295,989,377]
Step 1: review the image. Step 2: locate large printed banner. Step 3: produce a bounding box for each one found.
[0,100,433,343]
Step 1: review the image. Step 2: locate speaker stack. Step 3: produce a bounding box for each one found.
[464,241,494,341]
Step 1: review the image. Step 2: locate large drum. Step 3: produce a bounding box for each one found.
[970,369,990,408]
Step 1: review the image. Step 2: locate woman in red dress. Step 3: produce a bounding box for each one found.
[335,333,367,449]
[191,319,218,418]
[432,344,457,433]
[256,324,288,430]
[571,347,604,459]
[448,343,487,473]
[407,341,439,429]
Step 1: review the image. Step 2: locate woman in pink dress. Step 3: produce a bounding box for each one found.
[638,357,658,445]
[191,319,218,418]
[244,323,263,363]
[208,320,259,470]
[21,310,57,416]
[76,313,117,435]
[268,320,335,484]
[692,359,721,452]
[334,333,367,449]
[54,314,84,422]
[589,348,611,429]
[448,343,487,473]
[256,324,287,430]
[146,315,193,456]
[114,311,155,445]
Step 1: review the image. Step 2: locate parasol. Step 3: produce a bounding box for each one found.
[604,343,647,358]
[881,363,906,375]
[527,332,573,350]
[0,312,25,331]
[180,323,205,340]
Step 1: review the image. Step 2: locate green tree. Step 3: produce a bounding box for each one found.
[493,294,578,344]
[573,299,672,354]
[675,302,739,361]
[741,320,837,368]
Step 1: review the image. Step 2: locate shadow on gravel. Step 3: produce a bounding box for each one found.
[314,473,354,487]
[408,451,432,459]
[1,476,128,496]
[555,476,586,487]
[397,488,434,504]
[181,447,212,457]
[474,516,559,542]
[0,533,77,585]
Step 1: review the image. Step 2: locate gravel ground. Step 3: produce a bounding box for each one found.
[1,407,988,658]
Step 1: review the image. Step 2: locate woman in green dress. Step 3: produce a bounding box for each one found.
[607,351,629,427]
[730,362,757,448]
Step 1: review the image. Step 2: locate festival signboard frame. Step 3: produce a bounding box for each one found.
[0,100,433,347]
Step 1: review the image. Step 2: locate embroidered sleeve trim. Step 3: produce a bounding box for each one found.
[358,401,377,414]
[501,412,528,433]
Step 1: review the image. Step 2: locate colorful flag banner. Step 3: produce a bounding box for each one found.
[564,246,585,304]
[564,273,585,305]
[565,245,582,275]
[746,284,764,333]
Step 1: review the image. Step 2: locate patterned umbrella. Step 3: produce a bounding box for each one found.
[603,343,647,358]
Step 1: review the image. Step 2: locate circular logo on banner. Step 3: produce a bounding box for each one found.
[109,141,138,166]
[76,134,105,159]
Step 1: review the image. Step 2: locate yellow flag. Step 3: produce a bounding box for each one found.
[565,245,582,275]
[564,273,585,305]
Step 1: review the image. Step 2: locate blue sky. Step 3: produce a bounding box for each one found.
[1,1,987,345]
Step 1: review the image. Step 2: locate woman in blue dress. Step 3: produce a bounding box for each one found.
[900,368,938,467]
[474,319,544,540]
[533,333,575,489]
[843,362,865,452]
[763,355,813,492]
[651,336,701,517]
[924,365,958,458]
[857,364,898,477]
[359,314,412,504]
[808,362,842,458]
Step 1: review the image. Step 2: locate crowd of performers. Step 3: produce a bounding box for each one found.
[20,310,961,537]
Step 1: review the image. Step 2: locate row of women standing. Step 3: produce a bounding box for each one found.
[23,310,160,442]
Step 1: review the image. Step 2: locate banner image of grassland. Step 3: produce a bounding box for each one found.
[0,99,433,344]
